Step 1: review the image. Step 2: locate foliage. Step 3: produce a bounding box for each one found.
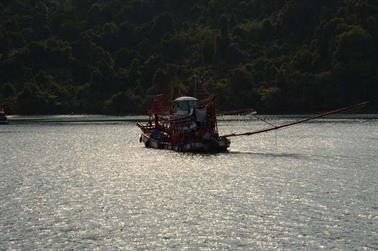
[0,0,377,114]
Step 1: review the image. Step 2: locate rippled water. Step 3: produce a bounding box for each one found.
[1,117,377,250]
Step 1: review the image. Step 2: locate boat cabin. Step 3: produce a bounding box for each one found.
[174,96,198,116]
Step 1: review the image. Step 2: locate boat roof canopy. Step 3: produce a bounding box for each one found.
[174,96,198,102]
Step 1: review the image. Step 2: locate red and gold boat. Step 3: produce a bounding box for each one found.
[137,93,368,153]
[137,95,230,153]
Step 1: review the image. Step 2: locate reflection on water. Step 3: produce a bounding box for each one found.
[0,117,377,250]
[228,151,312,160]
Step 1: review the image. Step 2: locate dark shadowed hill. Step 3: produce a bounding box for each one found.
[0,0,377,114]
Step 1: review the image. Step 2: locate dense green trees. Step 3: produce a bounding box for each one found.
[0,0,377,114]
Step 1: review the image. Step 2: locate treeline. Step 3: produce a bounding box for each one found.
[0,0,377,114]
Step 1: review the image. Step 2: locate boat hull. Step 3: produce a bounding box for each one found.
[140,133,230,153]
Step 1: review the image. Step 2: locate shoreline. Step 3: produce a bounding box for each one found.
[4,114,378,124]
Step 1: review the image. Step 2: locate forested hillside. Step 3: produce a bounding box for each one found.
[0,0,377,114]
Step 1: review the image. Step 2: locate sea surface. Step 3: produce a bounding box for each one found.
[1,116,377,250]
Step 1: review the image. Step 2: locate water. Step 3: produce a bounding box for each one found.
[1,117,377,250]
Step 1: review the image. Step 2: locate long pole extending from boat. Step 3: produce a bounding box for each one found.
[222,101,369,138]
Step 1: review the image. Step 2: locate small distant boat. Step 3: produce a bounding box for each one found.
[0,108,8,125]
[137,95,230,153]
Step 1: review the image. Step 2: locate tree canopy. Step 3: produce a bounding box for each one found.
[0,0,377,114]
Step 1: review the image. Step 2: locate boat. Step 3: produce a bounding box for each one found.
[0,108,8,125]
[137,93,368,153]
[137,95,230,153]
